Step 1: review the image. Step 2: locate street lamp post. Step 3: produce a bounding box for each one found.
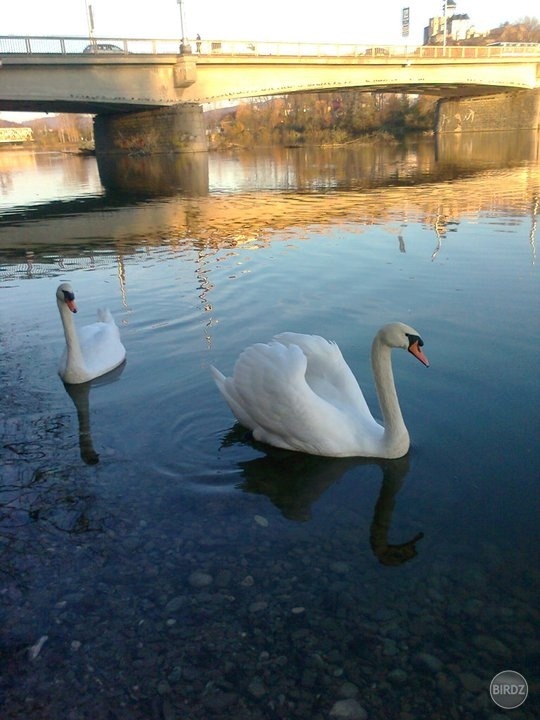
[85,1,95,45]
[442,1,447,49]
[177,0,191,54]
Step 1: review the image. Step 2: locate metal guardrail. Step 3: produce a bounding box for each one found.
[0,35,539,58]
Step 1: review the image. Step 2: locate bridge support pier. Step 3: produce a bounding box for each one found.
[436,89,540,133]
[93,103,207,155]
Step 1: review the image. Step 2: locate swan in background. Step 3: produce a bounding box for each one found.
[211,322,429,459]
[56,282,126,385]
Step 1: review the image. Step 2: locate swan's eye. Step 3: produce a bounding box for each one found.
[406,333,423,348]
[62,290,75,303]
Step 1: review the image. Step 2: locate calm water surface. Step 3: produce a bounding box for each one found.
[0,133,539,720]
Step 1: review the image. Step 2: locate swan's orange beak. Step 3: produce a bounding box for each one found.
[66,298,77,313]
[408,340,429,367]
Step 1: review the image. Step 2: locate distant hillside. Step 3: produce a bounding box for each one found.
[0,113,94,146]
[204,105,238,125]
[0,115,93,131]
[0,118,23,128]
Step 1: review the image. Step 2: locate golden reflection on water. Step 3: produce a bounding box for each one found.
[9,162,540,229]
[0,131,539,281]
[2,166,538,262]
[530,194,538,265]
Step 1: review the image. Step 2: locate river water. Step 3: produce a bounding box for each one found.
[0,131,538,720]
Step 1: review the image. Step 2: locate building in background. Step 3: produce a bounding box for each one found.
[0,127,33,145]
[423,1,482,45]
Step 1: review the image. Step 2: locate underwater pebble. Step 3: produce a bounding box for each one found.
[472,634,511,656]
[458,672,483,693]
[188,571,213,588]
[248,676,267,698]
[412,652,443,673]
[388,669,408,684]
[329,698,368,719]
[248,601,268,613]
[28,635,48,661]
[338,681,360,698]
[164,596,184,613]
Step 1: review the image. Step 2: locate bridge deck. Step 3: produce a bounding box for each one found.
[1,36,539,114]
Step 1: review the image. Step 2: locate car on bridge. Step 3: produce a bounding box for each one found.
[83,43,124,54]
[363,47,389,56]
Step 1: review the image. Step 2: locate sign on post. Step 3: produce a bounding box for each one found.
[402,7,410,37]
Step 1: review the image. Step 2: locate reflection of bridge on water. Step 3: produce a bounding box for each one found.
[2,183,538,285]
[1,131,538,290]
[2,164,538,277]
[1,146,537,350]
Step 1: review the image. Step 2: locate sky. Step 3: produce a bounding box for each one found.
[1,0,538,121]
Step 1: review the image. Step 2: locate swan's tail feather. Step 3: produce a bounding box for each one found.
[210,365,256,430]
[97,308,115,324]
[210,364,226,386]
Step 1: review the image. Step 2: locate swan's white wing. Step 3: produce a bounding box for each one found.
[213,339,382,456]
[210,365,259,431]
[78,314,126,378]
[211,343,304,436]
[274,333,372,417]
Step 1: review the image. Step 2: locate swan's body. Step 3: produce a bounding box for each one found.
[211,322,428,459]
[56,283,126,384]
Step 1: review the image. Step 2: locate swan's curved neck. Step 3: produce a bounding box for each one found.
[371,335,408,455]
[59,300,85,369]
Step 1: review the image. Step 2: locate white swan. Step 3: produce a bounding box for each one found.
[56,282,126,385]
[211,322,429,459]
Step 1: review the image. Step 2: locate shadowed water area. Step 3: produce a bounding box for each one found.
[0,131,539,719]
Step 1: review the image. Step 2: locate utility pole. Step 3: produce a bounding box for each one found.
[177,0,191,54]
[85,1,95,46]
[442,1,447,49]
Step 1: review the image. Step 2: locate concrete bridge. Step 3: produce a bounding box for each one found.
[1,35,540,154]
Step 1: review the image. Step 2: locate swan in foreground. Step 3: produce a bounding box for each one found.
[56,282,126,385]
[211,322,429,459]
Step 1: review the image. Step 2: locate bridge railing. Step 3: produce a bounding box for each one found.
[0,36,180,55]
[0,35,539,58]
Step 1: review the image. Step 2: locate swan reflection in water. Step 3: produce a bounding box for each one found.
[62,362,126,465]
[226,431,423,566]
